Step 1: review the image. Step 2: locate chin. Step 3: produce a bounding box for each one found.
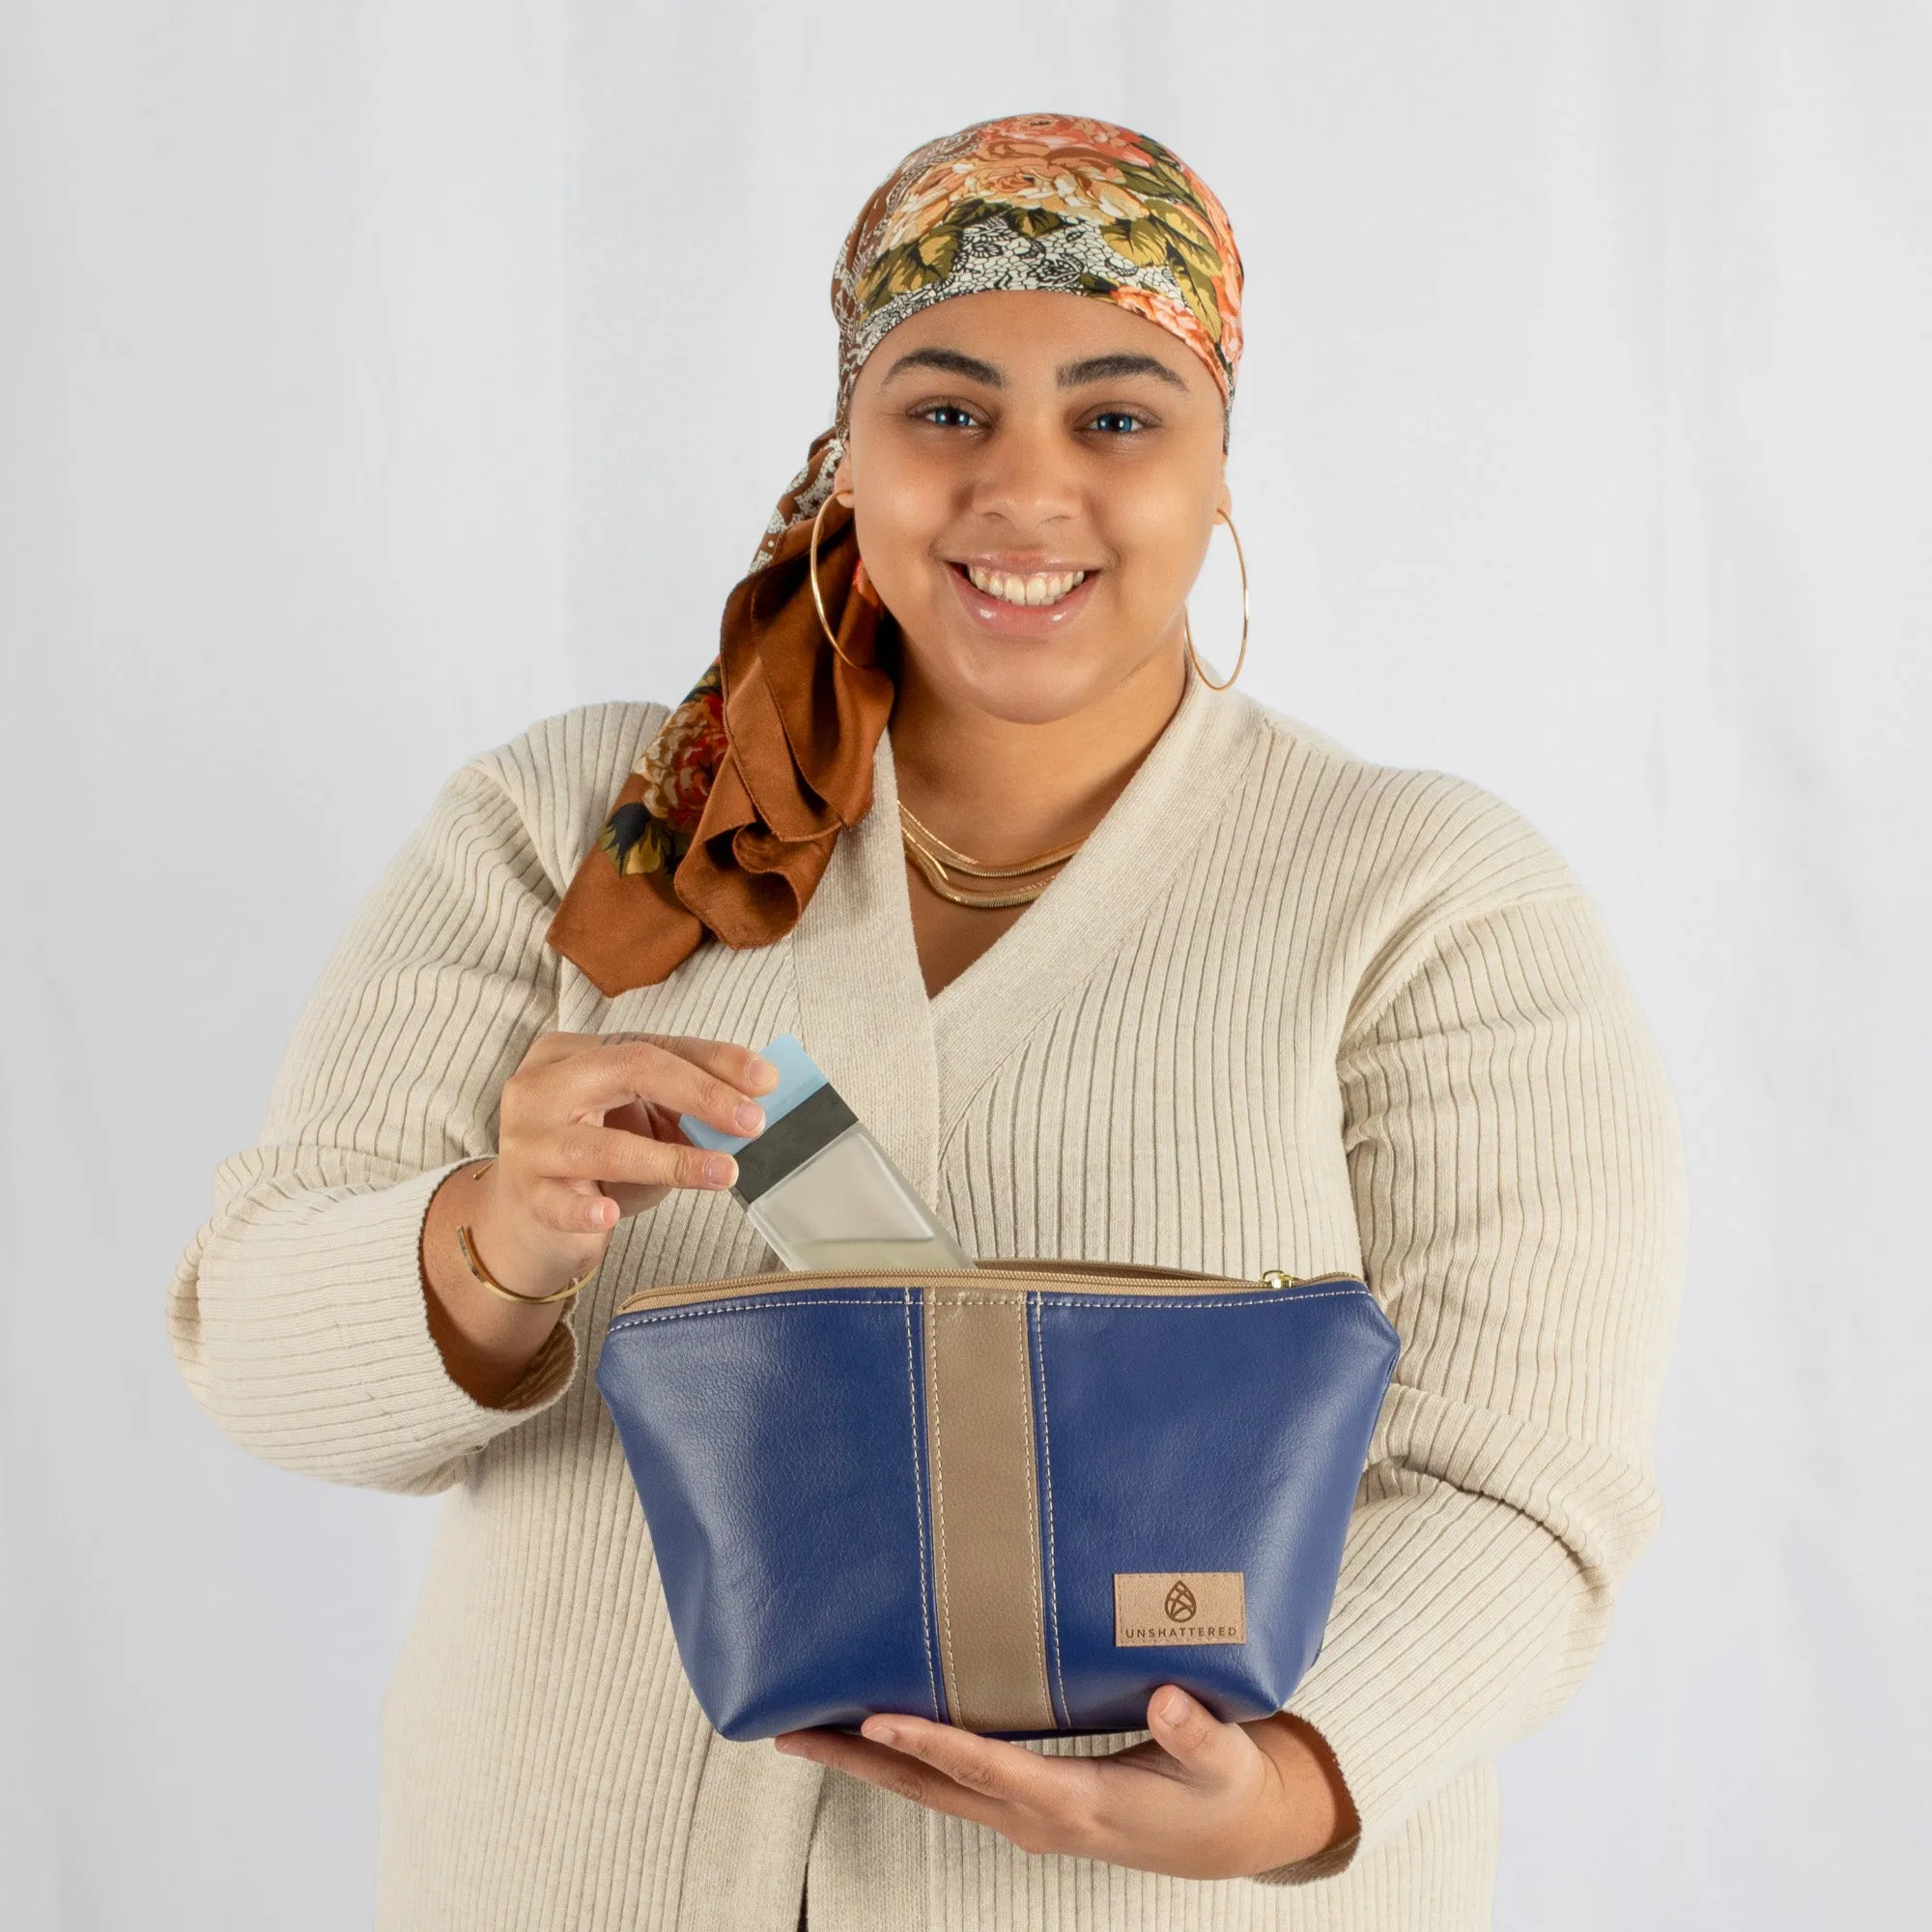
[927,640,1119,727]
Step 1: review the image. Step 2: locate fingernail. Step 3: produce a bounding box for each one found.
[734,1101,765,1134]
[863,1719,899,1747]
[1158,1689,1191,1725]
[703,1154,735,1187]
[773,1737,800,1755]
[748,1054,779,1091]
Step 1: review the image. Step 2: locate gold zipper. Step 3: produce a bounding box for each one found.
[612,1260,1351,1318]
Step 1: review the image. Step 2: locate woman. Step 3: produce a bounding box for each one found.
[169,114,1685,1930]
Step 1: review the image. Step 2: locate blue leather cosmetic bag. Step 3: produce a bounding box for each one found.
[596,1260,1399,1742]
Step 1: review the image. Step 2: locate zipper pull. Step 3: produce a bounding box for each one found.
[1258,1268,1302,1288]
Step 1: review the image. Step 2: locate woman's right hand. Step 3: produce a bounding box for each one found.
[419,1031,778,1405]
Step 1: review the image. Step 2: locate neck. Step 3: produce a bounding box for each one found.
[888,639,1190,863]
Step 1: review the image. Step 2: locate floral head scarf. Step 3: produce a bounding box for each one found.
[548,114,1244,996]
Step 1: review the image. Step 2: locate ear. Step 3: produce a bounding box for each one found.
[832,454,855,508]
[1215,478,1234,524]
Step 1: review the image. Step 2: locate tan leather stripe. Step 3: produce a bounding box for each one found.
[923,1287,1055,1733]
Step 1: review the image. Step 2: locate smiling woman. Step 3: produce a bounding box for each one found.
[167,113,1686,1932]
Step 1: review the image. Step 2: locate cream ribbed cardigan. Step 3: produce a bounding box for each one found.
[168,671,1686,1930]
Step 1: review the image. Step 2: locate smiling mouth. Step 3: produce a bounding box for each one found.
[954,562,1092,609]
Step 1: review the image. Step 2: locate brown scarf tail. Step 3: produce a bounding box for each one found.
[725,506,894,833]
[545,498,894,996]
[545,773,708,996]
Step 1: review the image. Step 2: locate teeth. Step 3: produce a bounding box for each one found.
[965,564,1088,607]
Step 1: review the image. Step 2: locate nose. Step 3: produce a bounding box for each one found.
[965,412,1081,541]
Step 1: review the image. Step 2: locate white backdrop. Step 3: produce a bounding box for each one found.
[3,3,1925,1924]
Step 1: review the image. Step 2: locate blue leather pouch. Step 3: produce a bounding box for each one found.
[596,1260,1398,1742]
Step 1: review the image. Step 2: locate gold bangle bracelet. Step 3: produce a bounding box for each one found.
[455,1224,599,1307]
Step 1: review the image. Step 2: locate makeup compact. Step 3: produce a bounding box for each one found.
[680,1035,971,1271]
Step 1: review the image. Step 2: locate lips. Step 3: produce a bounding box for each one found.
[946,559,1100,637]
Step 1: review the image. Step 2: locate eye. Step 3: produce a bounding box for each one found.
[919,402,980,429]
[1088,409,1148,435]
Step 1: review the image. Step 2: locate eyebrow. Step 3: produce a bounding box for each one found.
[1056,352,1188,392]
[881,347,1004,386]
[878,345,1191,393]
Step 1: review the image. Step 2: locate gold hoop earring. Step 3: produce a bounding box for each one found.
[809,494,864,669]
[1183,511,1250,692]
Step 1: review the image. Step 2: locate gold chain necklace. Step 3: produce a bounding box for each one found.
[898,802,1088,910]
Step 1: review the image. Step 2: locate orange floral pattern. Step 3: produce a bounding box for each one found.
[833,113,1244,414]
[597,665,725,878]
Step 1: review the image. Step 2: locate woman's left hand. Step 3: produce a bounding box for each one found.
[773,1688,1356,1879]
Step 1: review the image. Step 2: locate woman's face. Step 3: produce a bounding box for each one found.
[837,290,1232,726]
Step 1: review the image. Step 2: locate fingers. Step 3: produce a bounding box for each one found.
[517,1031,775,1099]
[524,1169,709,1236]
[518,1149,733,1236]
[522,1179,614,1238]
[546,1037,772,1140]
[1147,1685,1252,1780]
[477,1030,779,1275]
[582,1032,780,1107]
[640,1034,781,1098]
[773,1698,1292,1878]
[517,1030,595,1069]
[772,1725,1037,1841]
[500,1037,773,1175]
[548,1122,734,1193]
[857,1717,1063,1808]
[775,1718,1101,1859]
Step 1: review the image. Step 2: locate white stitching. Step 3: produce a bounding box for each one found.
[903,1289,941,1724]
[927,1301,958,1724]
[1034,1293,1070,1728]
[1012,1293,1050,1723]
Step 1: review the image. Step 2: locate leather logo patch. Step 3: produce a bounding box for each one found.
[1113,1572,1246,1647]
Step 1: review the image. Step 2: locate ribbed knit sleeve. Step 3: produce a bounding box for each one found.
[166,708,654,1494]
[1264,879,1687,1882]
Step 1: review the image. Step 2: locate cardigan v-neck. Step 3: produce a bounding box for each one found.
[790,668,1268,1185]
